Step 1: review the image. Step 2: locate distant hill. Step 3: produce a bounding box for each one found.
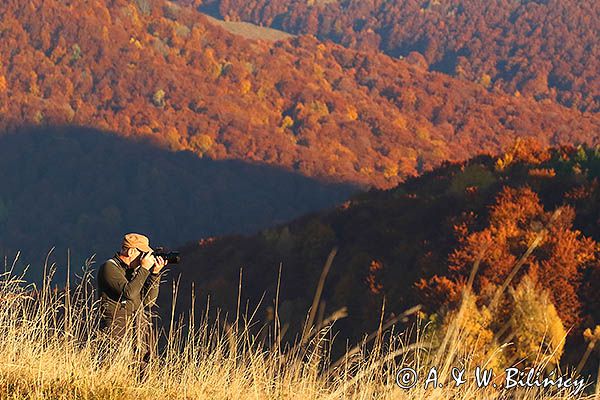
[160,142,600,363]
[0,126,356,281]
[209,0,600,112]
[1,0,599,189]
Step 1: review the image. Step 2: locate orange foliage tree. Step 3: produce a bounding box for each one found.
[419,185,599,331]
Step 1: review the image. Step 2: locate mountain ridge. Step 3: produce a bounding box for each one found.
[160,142,600,365]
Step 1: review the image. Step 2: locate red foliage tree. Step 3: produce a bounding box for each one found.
[419,185,598,330]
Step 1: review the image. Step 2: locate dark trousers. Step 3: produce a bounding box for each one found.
[100,308,157,377]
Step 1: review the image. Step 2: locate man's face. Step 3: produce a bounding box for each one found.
[128,247,144,268]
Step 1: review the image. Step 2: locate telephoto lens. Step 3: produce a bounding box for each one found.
[153,249,180,264]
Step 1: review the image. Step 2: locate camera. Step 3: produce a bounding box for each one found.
[154,251,180,264]
[141,247,181,264]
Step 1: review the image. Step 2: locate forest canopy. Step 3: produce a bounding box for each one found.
[209,0,600,112]
[0,0,598,189]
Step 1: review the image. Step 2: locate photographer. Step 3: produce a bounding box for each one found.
[97,233,167,371]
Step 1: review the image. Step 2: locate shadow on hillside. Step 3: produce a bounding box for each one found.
[0,125,359,282]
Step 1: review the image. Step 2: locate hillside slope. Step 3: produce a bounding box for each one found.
[162,142,600,359]
[1,0,599,188]
[210,0,600,112]
[0,127,356,280]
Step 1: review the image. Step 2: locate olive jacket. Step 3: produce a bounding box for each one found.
[97,253,161,337]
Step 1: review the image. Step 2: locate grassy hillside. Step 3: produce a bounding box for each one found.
[0,251,596,398]
[202,13,295,41]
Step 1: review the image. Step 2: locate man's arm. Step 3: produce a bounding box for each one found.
[142,273,161,307]
[99,260,150,301]
[142,256,167,307]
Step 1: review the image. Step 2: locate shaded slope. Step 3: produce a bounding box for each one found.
[0,126,356,280]
[160,143,600,354]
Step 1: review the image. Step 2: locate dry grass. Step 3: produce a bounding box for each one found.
[201,14,295,42]
[0,253,596,400]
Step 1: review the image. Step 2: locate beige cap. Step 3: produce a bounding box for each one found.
[122,233,153,252]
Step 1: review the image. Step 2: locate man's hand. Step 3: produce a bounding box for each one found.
[151,256,168,275]
[140,252,156,270]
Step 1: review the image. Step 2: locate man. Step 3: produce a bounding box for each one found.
[97,232,167,369]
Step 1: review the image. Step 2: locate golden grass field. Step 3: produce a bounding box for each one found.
[0,253,597,400]
[202,13,295,42]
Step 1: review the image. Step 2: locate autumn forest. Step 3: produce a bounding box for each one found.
[1,0,598,190]
[0,0,599,396]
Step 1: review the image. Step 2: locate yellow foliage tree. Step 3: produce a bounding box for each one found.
[429,273,567,372]
[240,79,252,95]
[152,89,166,107]
[415,126,430,141]
[393,115,407,130]
[346,105,358,121]
[28,71,40,96]
[191,133,214,154]
[280,116,294,130]
[383,164,398,179]
[164,127,182,151]
[308,100,329,117]
[508,274,566,369]
[479,73,492,88]
[431,290,499,370]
